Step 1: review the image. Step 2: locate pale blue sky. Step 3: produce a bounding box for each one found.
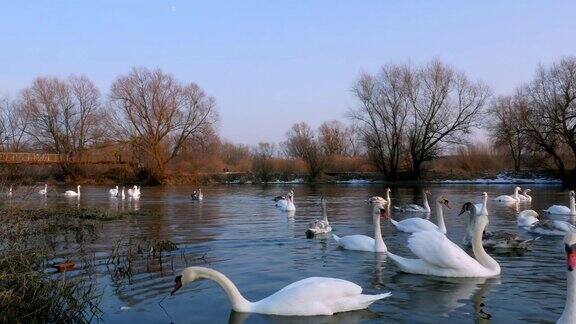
[1,1,575,144]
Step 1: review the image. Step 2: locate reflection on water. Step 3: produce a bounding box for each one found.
[9,184,573,323]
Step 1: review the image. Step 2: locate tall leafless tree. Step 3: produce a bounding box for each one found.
[405,60,491,179]
[488,93,528,171]
[18,76,106,160]
[252,142,277,182]
[283,122,327,179]
[109,67,218,180]
[318,120,352,157]
[350,64,410,180]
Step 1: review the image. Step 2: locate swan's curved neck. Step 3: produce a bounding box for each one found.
[481,195,488,215]
[373,213,386,252]
[436,201,447,234]
[193,268,252,312]
[423,193,431,212]
[570,195,575,215]
[514,188,519,201]
[471,215,500,274]
[386,190,391,207]
[322,201,328,222]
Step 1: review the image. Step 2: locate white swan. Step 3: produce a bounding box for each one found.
[387,203,501,277]
[121,187,125,200]
[275,190,293,208]
[64,185,81,197]
[277,192,295,212]
[473,192,489,216]
[389,196,450,234]
[170,267,391,316]
[394,190,431,213]
[517,209,576,236]
[333,207,387,253]
[39,184,47,196]
[519,189,532,202]
[306,196,332,237]
[492,186,521,203]
[558,232,576,324]
[544,191,576,216]
[368,188,391,207]
[109,185,118,197]
[7,185,12,198]
[127,185,141,198]
[462,201,535,251]
[191,188,203,201]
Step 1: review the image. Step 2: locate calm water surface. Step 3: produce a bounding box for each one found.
[25,184,574,323]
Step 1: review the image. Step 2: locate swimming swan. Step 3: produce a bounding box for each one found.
[109,186,118,197]
[387,202,501,277]
[368,188,391,207]
[389,197,450,234]
[394,190,431,213]
[306,196,332,237]
[333,207,387,253]
[64,185,81,197]
[170,267,391,316]
[558,232,576,324]
[544,191,576,216]
[191,189,203,201]
[493,187,521,203]
[517,210,576,236]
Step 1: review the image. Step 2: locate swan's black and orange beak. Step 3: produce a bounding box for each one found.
[171,275,183,295]
[565,244,576,271]
[443,200,451,209]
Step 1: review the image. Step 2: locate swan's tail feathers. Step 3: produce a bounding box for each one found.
[389,218,399,227]
[386,252,416,273]
[332,234,341,243]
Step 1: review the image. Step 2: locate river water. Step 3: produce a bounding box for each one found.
[26,184,574,323]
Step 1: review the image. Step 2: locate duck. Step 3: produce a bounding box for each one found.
[544,191,576,216]
[109,186,119,197]
[558,232,576,324]
[389,196,450,234]
[387,202,501,277]
[39,184,48,196]
[64,185,81,197]
[368,188,391,207]
[306,196,332,238]
[492,186,521,203]
[333,207,387,253]
[519,189,532,202]
[461,202,535,251]
[170,266,391,316]
[191,189,203,201]
[517,210,576,236]
[394,190,431,213]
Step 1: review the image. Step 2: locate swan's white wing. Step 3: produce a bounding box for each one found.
[395,218,438,232]
[551,220,576,232]
[407,230,474,269]
[334,234,375,251]
[544,205,570,214]
[254,277,365,315]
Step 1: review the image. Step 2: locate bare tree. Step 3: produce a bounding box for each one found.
[520,57,576,178]
[405,60,491,179]
[0,96,30,151]
[488,93,528,171]
[252,142,277,182]
[18,76,106,159]
[283,122,327,179]
[318,120,352,156]
[109,67,218,180]
[349,64,410,180]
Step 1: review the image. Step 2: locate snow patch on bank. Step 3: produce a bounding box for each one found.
[434,174,562,184]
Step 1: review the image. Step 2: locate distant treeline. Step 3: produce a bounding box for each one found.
[1,58,575,183]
